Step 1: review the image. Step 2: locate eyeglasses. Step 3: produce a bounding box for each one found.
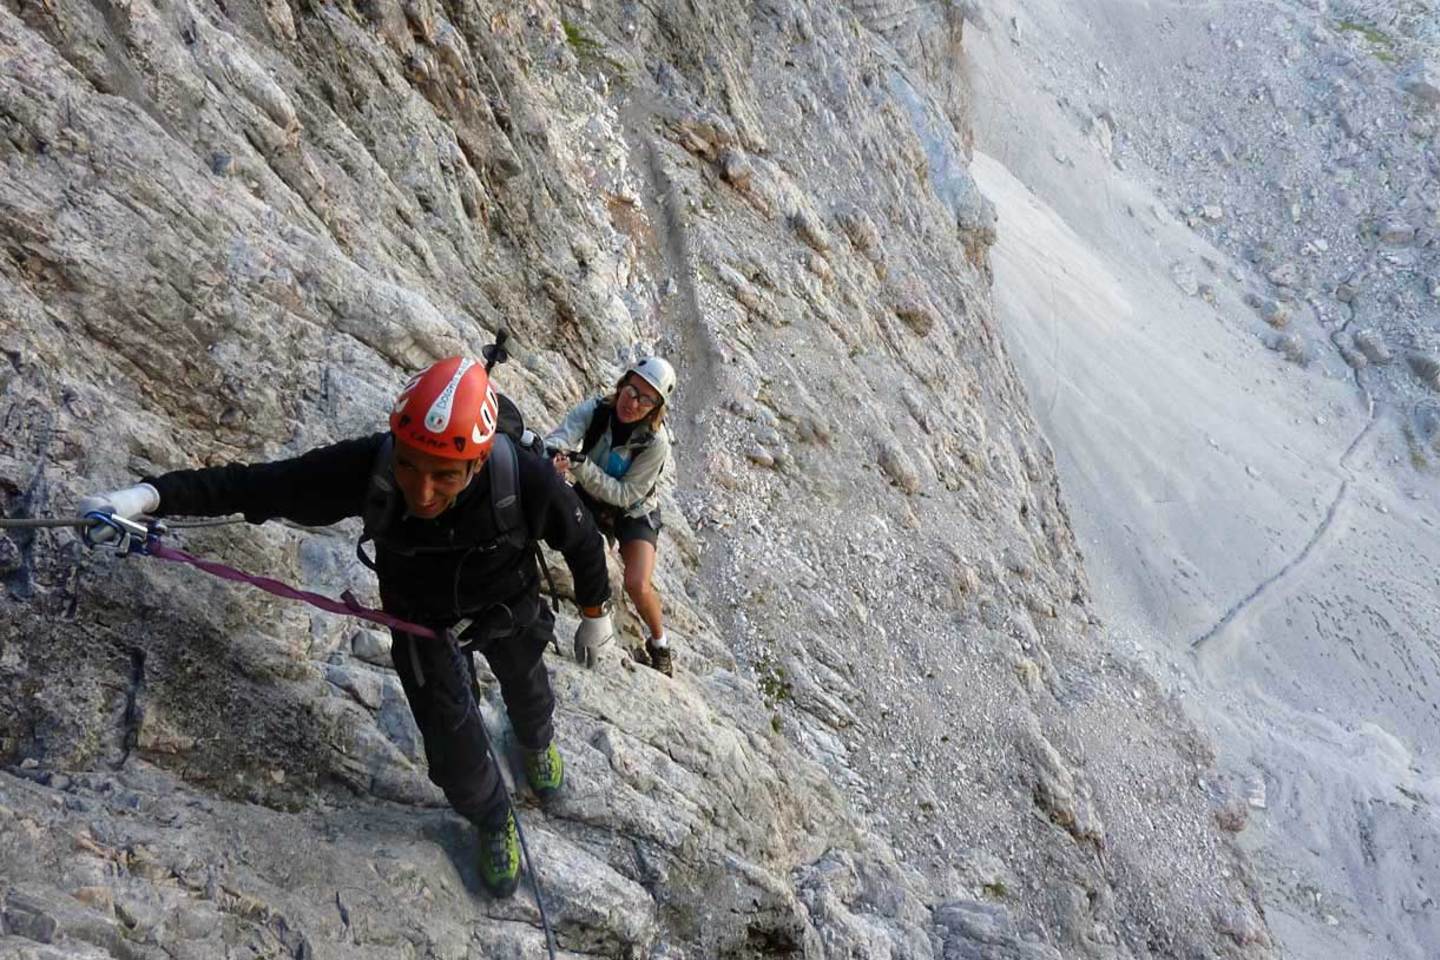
[621,383,661,409]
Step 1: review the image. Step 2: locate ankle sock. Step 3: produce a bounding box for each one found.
[648,632,669,649]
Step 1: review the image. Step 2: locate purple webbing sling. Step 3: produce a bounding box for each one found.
[145,542,440,640]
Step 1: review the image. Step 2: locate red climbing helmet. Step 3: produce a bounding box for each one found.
[389,357,499,460]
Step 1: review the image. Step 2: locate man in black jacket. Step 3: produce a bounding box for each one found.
[79,357,615,898]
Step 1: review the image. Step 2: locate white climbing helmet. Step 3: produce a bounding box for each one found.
[626,356,677,404]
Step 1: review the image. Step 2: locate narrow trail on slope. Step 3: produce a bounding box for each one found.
[1190,294,1380,659]
[992,0,1392,670]
[1189,408,1379,658]
[618,94,742,664]
[1188,479,1349,654]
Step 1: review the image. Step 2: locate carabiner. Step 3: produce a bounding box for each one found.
[82,511,159,556]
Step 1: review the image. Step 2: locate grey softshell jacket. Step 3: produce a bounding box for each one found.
[546,396,671,518]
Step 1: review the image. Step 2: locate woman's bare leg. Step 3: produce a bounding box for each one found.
[620,539,664,641]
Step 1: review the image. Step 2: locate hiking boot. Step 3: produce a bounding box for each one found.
[523,741,565,801]
[645,640,674,678]
[477,809,521,899]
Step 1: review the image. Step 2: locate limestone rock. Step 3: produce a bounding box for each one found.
[835,202,882,258]
[1086,113,1114,156]
[894,299,938,336]
[1267,333,1310,366]
[1338,344,1368,370]
[350,629,393,666]
[1216,902,1272,947]
[791,207,833,254]
[718,148,755,190]
[1170,261,1199,296]
[1377,219,1416,245]
[1401,62,1440,106]
[1215,797,1249,832]
[745,445,776,468]
[1,891,60,944]
[1246,295,1288,327]
[1408,354,1440,391]
[0,536,20,575]
[324,662,385,710]
[877,441,922,494]
[716,263,765,313]
[0,0,1273,956]
[947,847,1018,898]
[1019,728,1104,846]
[935,899,1064,959]
[671,109,740,160]
[1335,279,1362,303]
[1354,329,1392,364]
[1266,262,1300,287]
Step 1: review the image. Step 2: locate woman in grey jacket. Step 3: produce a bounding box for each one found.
[547,357,677,675]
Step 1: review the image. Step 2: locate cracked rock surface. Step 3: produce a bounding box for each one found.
[3,0,1269,957]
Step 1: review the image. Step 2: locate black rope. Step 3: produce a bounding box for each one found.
[503,765,560,960]
[466,660,558,958]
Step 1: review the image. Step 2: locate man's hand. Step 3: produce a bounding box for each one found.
[573,609,614,668]
[77,483,160,545]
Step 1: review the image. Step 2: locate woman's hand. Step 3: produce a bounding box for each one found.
[552,452,573,482]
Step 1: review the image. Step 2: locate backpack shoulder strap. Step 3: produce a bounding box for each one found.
[356,434,397,570]
[488,433,528,549]
[581,397,612,455]
[490,432,560,608]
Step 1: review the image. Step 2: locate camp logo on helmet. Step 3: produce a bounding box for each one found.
[423,359,475,435]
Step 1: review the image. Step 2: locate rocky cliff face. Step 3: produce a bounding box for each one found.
[2,0,1269,956]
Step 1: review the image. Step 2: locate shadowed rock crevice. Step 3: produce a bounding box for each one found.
[110,647,146,771]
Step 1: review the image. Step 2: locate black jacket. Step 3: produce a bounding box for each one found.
[145,433,611,626]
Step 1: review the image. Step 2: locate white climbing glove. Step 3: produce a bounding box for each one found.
[77,483,160,545]
[573,611,615,669]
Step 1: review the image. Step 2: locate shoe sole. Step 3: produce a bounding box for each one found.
[482,875,521,899]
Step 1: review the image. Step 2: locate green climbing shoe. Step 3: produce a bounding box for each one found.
[477,810,521,899]
[523,740,565,801]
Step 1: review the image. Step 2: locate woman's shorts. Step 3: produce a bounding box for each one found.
[577,490,662,547]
